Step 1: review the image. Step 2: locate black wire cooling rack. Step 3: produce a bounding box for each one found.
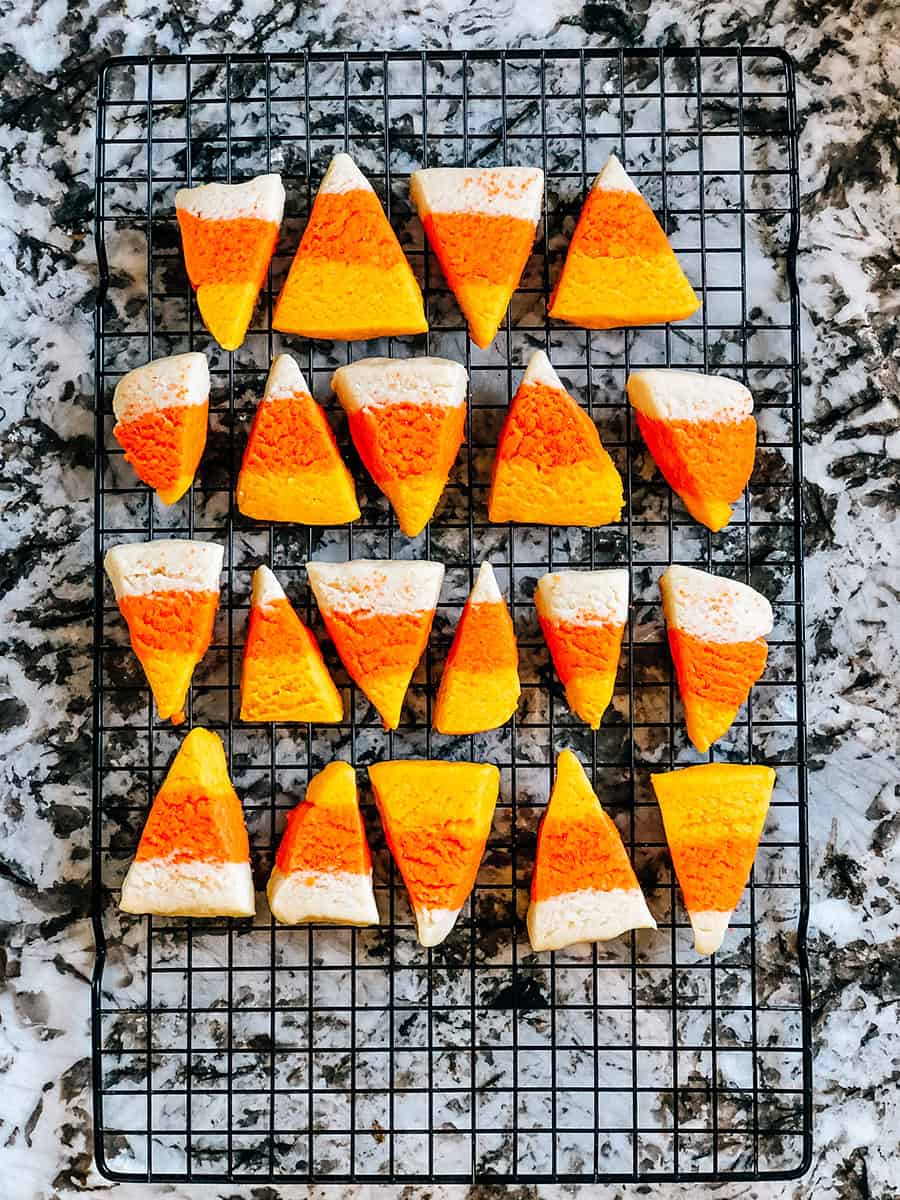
[91,47,810,1184]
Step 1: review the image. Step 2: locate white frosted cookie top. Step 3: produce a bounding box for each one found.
[410,167,544,223]
[319,153,373,195]
[469,562,503,605]
[251,564,288,610]
[175,174,285,222]
[307,559,445,616]
[627,369,753,423]
[264,353,312,403]
[331,356,468,413]
[113,353,209,425]
[105,539,224,598]
[519,349,565,392]
[592,153,640,195]
[535,568,629,626]
[660,564,773,643]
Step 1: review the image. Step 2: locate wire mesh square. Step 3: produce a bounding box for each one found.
[92,47,811,1184]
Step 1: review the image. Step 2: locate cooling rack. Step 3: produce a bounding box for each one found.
[92,47,810,1184]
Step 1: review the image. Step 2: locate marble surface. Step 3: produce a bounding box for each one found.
[1,1,898,1198]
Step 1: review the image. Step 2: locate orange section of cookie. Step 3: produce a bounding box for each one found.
[410,168,544,347]
[488,351,623,526]
[273,154,427,340]
[176,175,285,351]
[660,565,773,752]
[134,729,249,864]
[240,566,343,724]
[236,354,359,525]
[549,155,699,329]
[433,563,520,734]
[627,370,757,531]
[651,763,775,954]
[332,357,467,536]
[112,353,210,505]
[368,759,500,946]
[275,762,371,876]
[306,560,444,729]
[119,728,255,918]
[531,751,638,902]
[104,540,224,724]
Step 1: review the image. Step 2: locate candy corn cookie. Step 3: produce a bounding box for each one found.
[331,356,467,536]
[240,566,343,723]
[549,154,700,329]
[627,369,757,532]
[652,763,775,954]
[660,565,773,753]
[306,559,444,729]
[236,354,359,525]
[176,174,285,351]
[528,750,655,951]
[104,539,223,724]
[369,760,499,946]
[433,562,520,734]
[120,728,255,918]
[112,353,209,505]
[489,350,624,526]
[410,166,544,348]
[535,568,628,729]
[267,762,378,925]
[273,153,427,340]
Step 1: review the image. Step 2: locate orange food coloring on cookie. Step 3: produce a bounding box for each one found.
[135,780,249,863]
[241,597,342,723]
[323,609,433,683]
[531,814,637,902]
[296,190,409,269]
[424,211,535,287]
[114,403,208,502]
[177,211,280,287]
[276,793,370,876]
[119,589,218,655]
[539,617,623,683]
[446,601,517,675]
[244,394,343,474]
[348,401,467,485]
[381,823,484,912]
[495,383,599,470]
[567,188,671,260]
[667,628,768,709]
[665,833,764,913]
[636,413,757,505]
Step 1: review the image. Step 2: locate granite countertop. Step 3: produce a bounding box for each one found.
[1,1,897,1198]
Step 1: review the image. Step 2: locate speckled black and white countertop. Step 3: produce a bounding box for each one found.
[1,1,897,1198]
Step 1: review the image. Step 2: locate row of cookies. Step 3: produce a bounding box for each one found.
[120,728,775,959]
[112,349,756,535]
[174,153,699,352]
[104,542,772,755]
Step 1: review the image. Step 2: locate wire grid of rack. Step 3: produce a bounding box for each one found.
[92,47,810,1184]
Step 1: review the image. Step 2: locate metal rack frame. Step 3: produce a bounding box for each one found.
[92,47,810,1184]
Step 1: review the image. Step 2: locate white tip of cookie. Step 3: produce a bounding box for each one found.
[113,353,209,424]
[527,887,656,952]
[307,559,445,617]
[120,858,255,918]
[415,905,461,947]
[660,565,773,643]
[104,539,224,599]
[592,153,639,194]
[267,866,379,926]
[175,174,285,223]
